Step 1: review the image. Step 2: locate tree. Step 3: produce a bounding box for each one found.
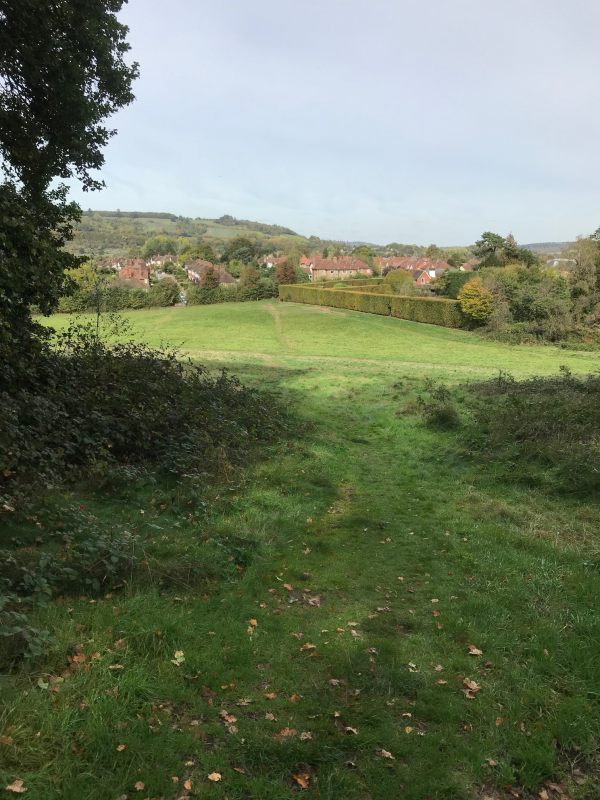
[275,261,296,284]
[0,1,138,371]
[425,244,442,259]
[433,270,472,298]
[239,265,261,288]
[384,269,413,293]
[473,232,506,267]
[221,236,257,264]
[142,235,177,258]
[200,267,220,290]
[457,278,495,324]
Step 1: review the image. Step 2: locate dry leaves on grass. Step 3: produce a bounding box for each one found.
[171,650,185,666]
[376,748,395,760]
[468,644,483,656]
[292,772,310,789]
[134,781,145,791]
[463,678,481,699]
[5,780,27,794]
[207,772,222,782]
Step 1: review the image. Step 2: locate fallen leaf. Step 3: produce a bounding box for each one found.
[134,781,145,791]
[328,678,340,686]
[219,711,237,724]
[377,748,395,759]
[283,583,293,591]
[538,791,549,800]
[485,758,498,767]
[265,712,276,721]
[0,736,14,745]
[299,731,313,740]
[116,743,126,752]
[171,650,185,666]
[344,726,358,735]
[276,727,297,738]
[436,679,448,685]
[109,663,124,670]
[248,618,258,627]
[463,677,481,699]
[289,693,301,702]
[495,717,504,727]
[264,692,277,700]
[434,664,444,672]
[301,643,316,651]
[233,766,246,774]
[432,609,441,617]
[292,772,310,789]
[183,779,192,791]
[208,772,222,782]
[5,780,27,794]
[467,644,483,656]
[404,726,414,734]
[306,517,313,524]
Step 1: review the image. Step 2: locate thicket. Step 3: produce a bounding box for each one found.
[278,284,463,328]
[187,279,277,305]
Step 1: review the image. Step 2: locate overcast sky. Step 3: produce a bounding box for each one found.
[70,0,600,245]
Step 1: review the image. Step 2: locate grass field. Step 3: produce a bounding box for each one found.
[4,301,600,799]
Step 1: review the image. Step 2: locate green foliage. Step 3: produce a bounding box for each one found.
[473,231,538,268]
[383,268,414,293]
[146,279,180,307]
[466,369,600,496]
[1,320,282,502]
[187,280,277,305]
[221,236,260,264]
[141,235,177,258]
[278,285,463,327]
[433,269,473,298]
[458,277,495,324]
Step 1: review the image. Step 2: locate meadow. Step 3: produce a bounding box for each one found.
[3,301,600,799]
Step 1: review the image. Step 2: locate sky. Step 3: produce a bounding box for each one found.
[69,0,600,245]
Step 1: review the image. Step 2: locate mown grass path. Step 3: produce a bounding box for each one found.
[4,302,600,799]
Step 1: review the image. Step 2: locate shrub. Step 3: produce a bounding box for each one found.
[384,269,414,293]
[1,319,283,496]
[458,277,495,324]
[145,279,180,307]
[417,380,461,429]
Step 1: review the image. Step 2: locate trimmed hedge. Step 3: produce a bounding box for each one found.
[278,284,463,328]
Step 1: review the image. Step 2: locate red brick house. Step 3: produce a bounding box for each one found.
[414,269,433,287]
[118,259,150,288]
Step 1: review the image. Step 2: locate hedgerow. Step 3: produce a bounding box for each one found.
[278,284,463,328]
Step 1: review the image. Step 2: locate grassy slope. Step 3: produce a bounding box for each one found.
[4,303,600,799]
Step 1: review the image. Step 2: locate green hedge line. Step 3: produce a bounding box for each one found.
[278,284,463,328]
[187,281,276,305]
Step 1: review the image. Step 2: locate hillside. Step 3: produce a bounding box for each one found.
[66,210,317,258]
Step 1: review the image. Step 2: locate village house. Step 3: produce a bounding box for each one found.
[413,269,433,287]
[185,259,236,285]
[147,254,176,267]
[304,256,373,281]
[118,259,150,288]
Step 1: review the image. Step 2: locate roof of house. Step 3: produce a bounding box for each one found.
[310,256,372,272]
[185,260,235,284]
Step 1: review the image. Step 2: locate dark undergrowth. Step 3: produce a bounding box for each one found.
[1,317,285,666]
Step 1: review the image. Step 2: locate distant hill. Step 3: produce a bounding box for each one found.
[523,242,570,254]
[66,210,314,258]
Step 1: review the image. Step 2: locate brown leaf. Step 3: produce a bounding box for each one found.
[434,664,444,672]
[208,772,222,782]
[183,778,192,791]
[289,693,301,702]
[292,772,310,789]
[485,758,498,766]
[495,717,504,727]
[301,643,316,651]
[264,692,277,700]
[116,743,127,752]
[276,727,297,738]
[344,726,358,735]
[467,644,483,656]
[134,781,145,791]
[265,712,276,721]
[432,609,441,617]
[462,677,481,699]
[5,780,27,794]
[248,618,258,627]
[283,583,293,591]
[299,731,313,741]
[0,736,14,745]
[377,748,395,759]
